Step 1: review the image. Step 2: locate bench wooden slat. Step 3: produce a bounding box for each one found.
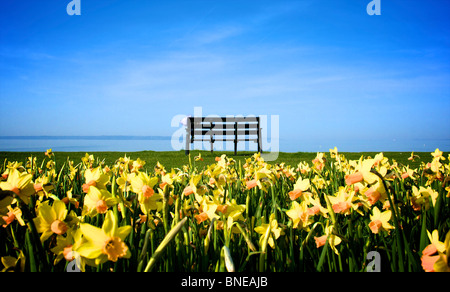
[185,116,262,155]
[192,138,259,142]
[189,117,259,123]
[193,129,259,135]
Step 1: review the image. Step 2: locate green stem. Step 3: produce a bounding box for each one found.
[144,217,188,272]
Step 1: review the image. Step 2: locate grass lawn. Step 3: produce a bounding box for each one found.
[0,149,442,171]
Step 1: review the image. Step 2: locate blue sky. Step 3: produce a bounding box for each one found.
[1,0,449,150]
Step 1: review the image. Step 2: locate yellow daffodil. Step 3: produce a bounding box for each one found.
[1,251,25,272]
[431,148,445,161]
[78,210,132,266]
[345,158,378,186]
[194,153,204,161]
[219,199,245,221]
[288,177,310,200]
[2,205,25,227]
[433,230,450,272]
[131,158,146,173]
[329,147,338,159]
[50,228,83,265]
[0,194,14,225]
[254,214,283,249]
[82,186,118,217]
[421,230,450,272]
[81,153,95,168]
[361,179,387,206]
[183,174,208,200]
[428,229,446,253]
[401,166,416,180]
[311,175,328,190]
[314,225,342,255]
[408,151,420,161]
[306,195,329,218]
[154,161,166,175]
[130,172,163,214]
[82,167,110,193]
[2,161,24,176]
[45,148,53,158]
[194,199,219,224]
[33,172,55,200]
[312,152,326,171]
[296,161,311,175]
[245,168,274,193]
[33,200,70,242]
[328,187,356,216]
[0,169,35,204]
[411,186,439,211]
[286,200,312,230]
[116,171,132,193]
[369,206,393,234]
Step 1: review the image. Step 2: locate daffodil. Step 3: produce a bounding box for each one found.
[2,205,25,227]
[401,166,416,180]
[411,186,439,211]
[433,230,450,272]
[345,158,378,186]
[82,186,118,217]
[361,179,387,206]
[82,167,110,193]
[194,153,204,161]
[254,214,283,249]
[183,173,208,200]
[312,152,326,171]
[50,228,83,265]
[116,171,132,193]
[0,194,14,226]
[408,152,420,161]
[1,251,25,272]
[314,225,342,255]
[428,229,446,253]
[431,148,445,161]
[288,177,310,201]
[368,206,393,234]
[329,147,338,159]
[306,195,329,218]
[296,161,311,175]
[45,148,53,158]
[286,200,313,230]
[131,158,146,173]
[328,186,356,216]
[0,169,35,204]
[33,200,70,242]
[77,211,132,266]
[194,200,219,224]
[154,161,166,175]
[2,162,25,179]
[130,171,163,214]
[33,172,55,200]
[245,168,274,193]
[81,153,95,168]
[421,230,449,272]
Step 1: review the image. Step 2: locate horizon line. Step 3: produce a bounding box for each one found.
[0,135,173,140]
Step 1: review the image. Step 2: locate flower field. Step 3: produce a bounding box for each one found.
[0,148,449,272]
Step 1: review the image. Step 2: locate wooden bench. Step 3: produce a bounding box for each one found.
[185,117,262,155]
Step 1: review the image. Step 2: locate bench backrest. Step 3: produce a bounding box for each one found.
[185,117,262,154]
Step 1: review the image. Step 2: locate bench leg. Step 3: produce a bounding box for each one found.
[258,128,262,153]
[185,134,190,155]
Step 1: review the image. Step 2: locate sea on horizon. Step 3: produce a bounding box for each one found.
[0,136,449,153]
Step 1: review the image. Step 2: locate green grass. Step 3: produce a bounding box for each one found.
[0,150,438,171]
